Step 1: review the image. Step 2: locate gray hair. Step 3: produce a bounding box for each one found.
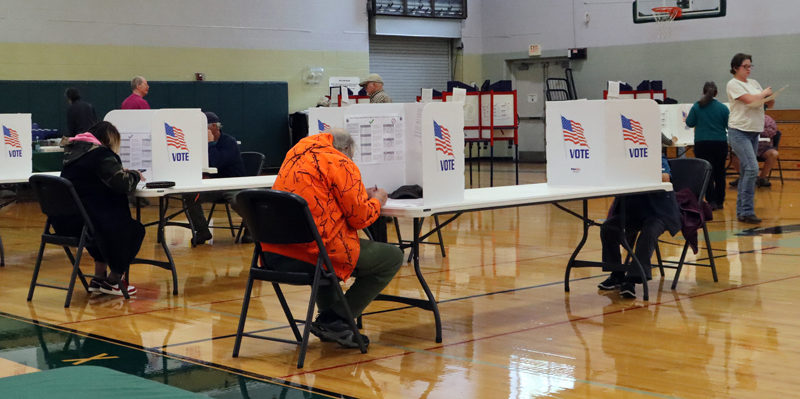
[330,128,354,158]
[131,76,146,91]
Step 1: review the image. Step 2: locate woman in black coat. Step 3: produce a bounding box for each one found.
[55,121,144,296]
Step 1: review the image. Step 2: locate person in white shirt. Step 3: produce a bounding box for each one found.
[726,53,774,224]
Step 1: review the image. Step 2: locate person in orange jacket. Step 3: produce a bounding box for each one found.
[261,128,403,348]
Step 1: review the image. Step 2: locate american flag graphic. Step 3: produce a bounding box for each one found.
[164,123,188,151]
[561,116,588,147]
[620,115,647,146]
[3,125,21,149]
[433,121,454,156]
[318,120,331,132]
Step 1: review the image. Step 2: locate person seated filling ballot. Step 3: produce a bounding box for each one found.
[54,121,145,296]
[597,156,681,298]
[182,111,246,245]
[261,128,403,348]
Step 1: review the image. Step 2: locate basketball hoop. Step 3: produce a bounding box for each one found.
[652,6,682,38]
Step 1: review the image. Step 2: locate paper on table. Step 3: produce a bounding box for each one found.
[452,87,467,104]
[340,85,350,105]
[747,85,788,108]
[607,81,620,98]
[385,198,424,208]
[421,88,433,103]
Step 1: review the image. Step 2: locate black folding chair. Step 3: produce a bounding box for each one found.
[205,151,266,242]
[231,189,366,368]
[28,175,129,308]
[757,130,783,184]
[664,158,718,289]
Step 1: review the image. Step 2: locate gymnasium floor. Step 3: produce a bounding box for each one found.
[1,162,798,398]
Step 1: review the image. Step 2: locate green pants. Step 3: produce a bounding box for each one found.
[266,239,403,318]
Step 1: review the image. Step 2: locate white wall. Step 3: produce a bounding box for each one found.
[475,0,800,54]
[0,0,369,52]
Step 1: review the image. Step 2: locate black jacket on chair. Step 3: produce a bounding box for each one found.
[53,141,144,274]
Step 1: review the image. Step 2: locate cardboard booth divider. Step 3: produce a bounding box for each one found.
[545,99,661,187]
[105,109,207,185]
[307,102,464,206]
[0,114,32,180]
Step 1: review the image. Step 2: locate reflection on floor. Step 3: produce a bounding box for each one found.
[2,162,800,398]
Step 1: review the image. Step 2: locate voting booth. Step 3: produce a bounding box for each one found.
[308,102,464,206]
[105,109,207,185]
[545,99,661,187]
[659,103,695,146]
[0,114,32,181]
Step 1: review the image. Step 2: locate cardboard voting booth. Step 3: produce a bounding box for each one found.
[545,99,661,187]
[105,109,206,185]
[0,114,32,181]
[659,103,694,146]
[308,102,464,206]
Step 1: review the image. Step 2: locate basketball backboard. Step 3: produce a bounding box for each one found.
[633,0,726,23]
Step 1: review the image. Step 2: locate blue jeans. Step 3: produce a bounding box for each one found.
[728,128,760,217]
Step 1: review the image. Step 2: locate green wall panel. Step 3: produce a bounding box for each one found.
[0,80,289,167]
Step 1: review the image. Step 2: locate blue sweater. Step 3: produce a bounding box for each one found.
[685,99,729,142]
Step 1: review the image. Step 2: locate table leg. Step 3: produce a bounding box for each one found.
[564,200,590,292]
[617,197,649,301]
[133,196,179,295]
[411,217,443,343]
[375,217,442,343]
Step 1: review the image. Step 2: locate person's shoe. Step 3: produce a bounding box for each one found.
[309,318,369,349]
[756,177,772,187]
[597,275,624,290]
[98,280,137,296]
[729,178,739,188]
[619,281,636,299]
[238,233,253,244]
[88,278,104,293]
[191,230,213,246]
[738,215,762,224]
[710,202,724,211]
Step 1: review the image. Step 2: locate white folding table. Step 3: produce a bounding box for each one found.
[379,182,673,342]
[133,175,276,294]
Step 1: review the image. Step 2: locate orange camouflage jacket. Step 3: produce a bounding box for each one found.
[261,133,381,281]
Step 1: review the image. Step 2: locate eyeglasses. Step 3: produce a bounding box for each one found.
[740,64,753,69]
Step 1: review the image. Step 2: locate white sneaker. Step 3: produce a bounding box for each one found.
[98,280,137,296]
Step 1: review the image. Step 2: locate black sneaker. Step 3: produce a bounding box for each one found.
[738,215,762,224]
[309,318,369,349]
[88,278,103,293]
[619,282,636,299]
[729,178,739,187]
[756,177,772,187]
[191,230,213,246]
[597,275,624,290]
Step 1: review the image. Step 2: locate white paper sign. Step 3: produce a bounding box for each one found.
[0,114,32,180]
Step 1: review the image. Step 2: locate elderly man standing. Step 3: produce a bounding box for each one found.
[262,128,403,348]
[121,76,150,109]
[359,73,392,103]
[183,112,246,245]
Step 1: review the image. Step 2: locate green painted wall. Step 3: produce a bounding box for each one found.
[0,42,369,113]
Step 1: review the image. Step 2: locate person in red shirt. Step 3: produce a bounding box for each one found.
[261,128,402,348]
[121,76,150,109]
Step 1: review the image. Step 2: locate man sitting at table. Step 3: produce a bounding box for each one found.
[182,111,246,245]
[597,156,681,298]
[261,128,403,348]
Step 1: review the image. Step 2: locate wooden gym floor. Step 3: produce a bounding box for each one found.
[1,162,799,398]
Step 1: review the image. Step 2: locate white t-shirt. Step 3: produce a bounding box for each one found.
[727,78,764,133]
